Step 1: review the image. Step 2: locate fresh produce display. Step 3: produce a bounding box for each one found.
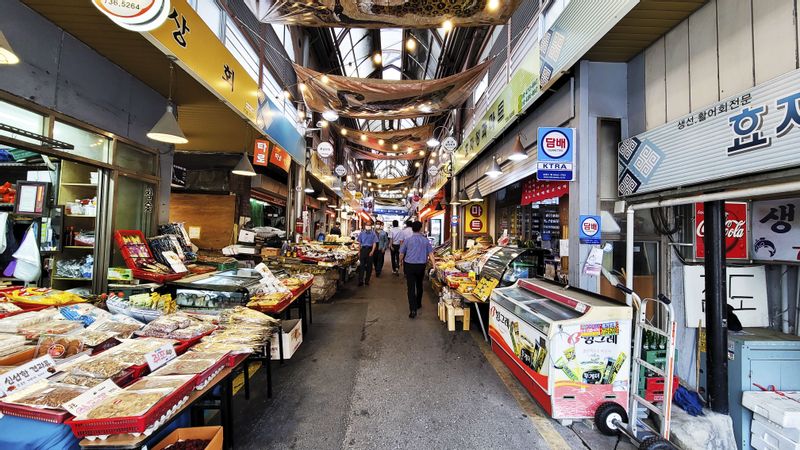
[0,182,16,205]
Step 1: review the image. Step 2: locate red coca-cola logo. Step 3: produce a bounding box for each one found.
[694,202,749,259]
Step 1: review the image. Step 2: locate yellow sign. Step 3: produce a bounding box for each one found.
[354,192,363,200]
[143,0,258,123]
[464,201,488,235]
[473,277,499,302]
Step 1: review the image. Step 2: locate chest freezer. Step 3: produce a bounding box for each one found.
[489,278,633,422]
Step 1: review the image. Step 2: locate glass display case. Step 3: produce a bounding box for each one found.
[476,246,552,286]
[169,269,264,311]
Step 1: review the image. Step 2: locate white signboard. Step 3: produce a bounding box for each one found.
[1,355,56,395]
[145,343,178,371]
[619,68,800,196]
[92,0,171,32]
[684,265,769,328]
[316,142,334,158]
[334,165,347,177]
[63,379,122,417]
[427,165,439,177]
[752,198,800,262]
[442,137,458,153]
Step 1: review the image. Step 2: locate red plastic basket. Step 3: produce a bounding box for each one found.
[191,356,229,390]
[0,402,72,423]
[644,376,679,402]
[113,230,187,283]
[65,378,195,438]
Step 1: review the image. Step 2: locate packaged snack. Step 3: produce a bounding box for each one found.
[18,320,83,340]
[88,319,142,339]
[4,288,86,306]
[60,374,104,388]
[152,358,217,376]
[68,356,130,379]
[83,390,167,419]
[71,329,116,347]
[0,302,22,314]
[35,334,85,359]
[0,310,54,333]
[138,313,215,340]
[180,351,228,361]
[9,383,86,409]
[125,375,193,391]
[57,304,111,326]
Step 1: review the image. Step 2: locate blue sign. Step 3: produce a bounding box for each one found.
[537,127,575,181]
[257,97,305,165]
[579,215,601,244]
[451,215,459,226]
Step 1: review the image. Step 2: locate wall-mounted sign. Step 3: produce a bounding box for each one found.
[684,265,768,328]
[442,137,458,153]
[171,164,187,187]
[317,142,334,158]
[346,181,357,191]
[354,192,363,200]
[335,165,347,177]
[92,0,171,32]
[269,144,291,172]
[253,139,269,167]
[752,198,800,262]
[451,215,459,226]
[427,165,439,177]
[537,127,575,181]
[578,215,601,244]
[465,202,487,234]
[694,202,748,260]
[619,67,800,196]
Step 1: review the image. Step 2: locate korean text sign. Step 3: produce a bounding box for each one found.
[537,127,575,181]
[253,139,269,167]
[752,198,800,262]
[464,202,488,235]
[579,215,601,244]
[2,355,56,394]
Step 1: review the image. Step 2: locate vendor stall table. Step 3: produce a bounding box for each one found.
[78,353,250,450]
[251,280,313,363]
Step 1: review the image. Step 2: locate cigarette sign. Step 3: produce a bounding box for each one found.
[537,127,575,181]
[579,215,601,244]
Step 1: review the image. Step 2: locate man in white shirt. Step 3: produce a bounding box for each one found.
[393,220,414,275]
[388,220,403,275]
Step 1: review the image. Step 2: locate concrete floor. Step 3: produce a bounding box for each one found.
[233,261,633,450]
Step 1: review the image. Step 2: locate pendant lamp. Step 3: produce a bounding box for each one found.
[487,156,503,178]
[458,189,470,203]
[148,61,188,144]
[304,179,315,193]
[0,31,20,65]
[508,135,528,161]
[469,186,483,202]
[232,152,257,176]
[316,190,328,201]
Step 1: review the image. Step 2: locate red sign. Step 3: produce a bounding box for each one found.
[521,179,568,205]
[269,144,292,173]
[470,204,483,216]
[470,219,483,232]
[694,202,748,259]
[253,139,269,167]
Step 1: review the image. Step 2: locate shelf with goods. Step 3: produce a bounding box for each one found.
[51,161,97,290]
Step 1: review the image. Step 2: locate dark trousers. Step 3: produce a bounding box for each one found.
[390,244,401,272]
[404,262,426,312]
[373,249,385,275]
[358,247,373,283]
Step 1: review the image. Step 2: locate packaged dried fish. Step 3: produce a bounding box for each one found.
[9,383,86,409]
[83,389,168,419]
[126,375,193,392]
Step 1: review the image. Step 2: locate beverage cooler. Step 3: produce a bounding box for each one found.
[489,278,633,422]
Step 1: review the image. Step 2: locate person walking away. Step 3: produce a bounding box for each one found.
[373,221,389,277]
[356,224,377,286]
[389,220,402,275]
[396,220,414,275]
[399,221,434,318]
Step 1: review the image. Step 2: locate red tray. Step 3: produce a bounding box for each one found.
[0,402,72,423]
[66,377,195,438]
[191,355,229,390]
[113,230,187,283]
[644,376,679,402]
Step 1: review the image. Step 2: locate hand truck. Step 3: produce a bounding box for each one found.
[594,281,677,450]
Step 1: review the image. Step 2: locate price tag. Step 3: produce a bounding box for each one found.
[63,379,122,417]
[1,355,57,395]
[145,344,177,371]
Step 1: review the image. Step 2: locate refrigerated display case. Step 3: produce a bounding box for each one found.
[489,278,632,422]
[168,269,264,311]
[475,247,551,287]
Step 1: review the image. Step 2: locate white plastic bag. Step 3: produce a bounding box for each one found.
[12,225,41,282]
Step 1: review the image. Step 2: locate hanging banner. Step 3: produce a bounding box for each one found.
[336,124,434,153]
[364,176,413,186]
[464,202,488,235]
[253,139,269,167]
[521,179,568,205]
[294,61,490,120]
[752,198,800,262]
[350,146,424,161]
[243,0,522,28]
[269,144,292,173]
[694,202,748,260]
[537,127,575,181]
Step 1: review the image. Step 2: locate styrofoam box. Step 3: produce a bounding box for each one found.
[744,391,800,429]
[751,414,800,450]
[270,319,302,360]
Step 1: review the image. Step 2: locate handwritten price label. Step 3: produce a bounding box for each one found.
[1,355,56,395]
[63,379,122,417]
[145,344,177,371]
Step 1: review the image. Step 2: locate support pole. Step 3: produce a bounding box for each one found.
[704,200,728,414]
[451,163,459,251]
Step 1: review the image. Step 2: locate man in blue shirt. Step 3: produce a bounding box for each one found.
[399,221,433,318]
[356,223,378,286]
[373,221,389,277]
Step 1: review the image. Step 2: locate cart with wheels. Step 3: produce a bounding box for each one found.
[595,281,677,450]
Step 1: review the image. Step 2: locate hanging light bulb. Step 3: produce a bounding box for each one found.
[508,135,528,161]
[341,129,348,136]
[367,172,372,177]
[414,162,421,167]
[360,134,367,141]
[232,151,257,177]
[148,63,188,144]
[419,150,426,156]
[320,120,329,128]
[304,179,315,193]
[405,37,417,52]
[487,0,501,12]
[441,19,454,33]
[283,90,291,99]
[378,139,385,146]
[321,74,330,84]
[406,147,413,153]
[427,137,440,147]
[469,186,483,202]
[298,83,307,92]
[487,156,503,178]
[316,190,328,201]
[372,52,383,65]
[322,110,339,122]
[392,144,399,150]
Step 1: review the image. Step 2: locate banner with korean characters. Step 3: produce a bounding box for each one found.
[752,198,800,262]
[619,68,800,196]
[684,265,768,327]
[694,202,749,260]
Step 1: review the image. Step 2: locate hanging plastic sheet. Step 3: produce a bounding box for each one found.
[364,176,413,186]
[350,147,424,161]
[294,61,491,119]
[243,0,521,28]
[336,124,433,153]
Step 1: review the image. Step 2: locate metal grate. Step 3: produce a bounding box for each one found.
[488,29,507,82]
[0,124,74,150]
[511,0,545,50]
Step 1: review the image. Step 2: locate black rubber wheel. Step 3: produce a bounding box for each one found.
[594,402,628,436]
[639,436,672,450]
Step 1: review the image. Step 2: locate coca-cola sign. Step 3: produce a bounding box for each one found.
[694,202,749,259]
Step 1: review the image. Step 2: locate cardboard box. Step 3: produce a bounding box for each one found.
[261,247,280,257]
[151,426,223,450]
[270,319,302,360]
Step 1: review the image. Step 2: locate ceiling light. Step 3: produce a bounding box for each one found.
[232,153,257,177]
[405,37,417,52]
[414,162,421,167]
[320,120,329,128]
[427,137,440,147]
[367,172,372,177]
[0,32,19,65]
[357,174,361,178]
[304,179,315,193]
[322,110,339,121]
[341,129,348,136]
[487,0,500,12]
[358,180,363,184]
[147,105,188,144]
[407,147,413,153]
[441,19,454,33]
[283,90,291,99]
[429,157,435,163]
[419,150,426,156]
[360,134,367,141]
[419,104,433,114]
[316,191,328,201]
[378,139,385,145]
[321,74,330,84]
[392,144,399,150]
[373,52,382,65]
[431,151,437,157]
[487,156,503,178]
[469,186,483,202]
[298,83,307,92]
[508,135,528,161]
